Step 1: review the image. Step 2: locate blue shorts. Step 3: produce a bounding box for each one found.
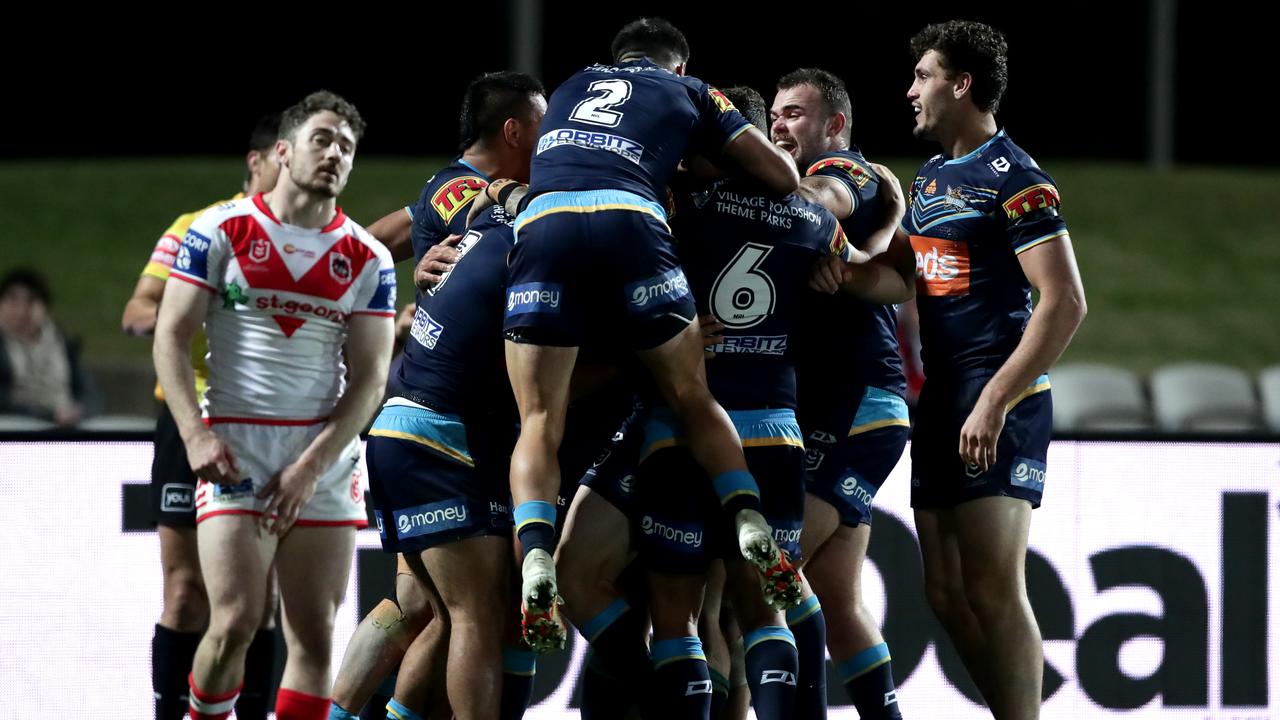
[574,396,646,518]
[365,401,513,553]
[803,386,910,527]
[504,190,696,349]
[633,408,807,575]
[910,373,1052,509]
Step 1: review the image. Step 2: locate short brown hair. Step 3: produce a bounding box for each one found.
[910,21,1009,114]
[777,68,853,143]
[279,90,366,143]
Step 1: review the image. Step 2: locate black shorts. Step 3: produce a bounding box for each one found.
[910,372,1052,509]
[151,403,197,528]
[803,386,910,527]
[574,396,646,519]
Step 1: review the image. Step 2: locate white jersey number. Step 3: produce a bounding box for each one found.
[711,243,776,329]
[570,80,633,128]
[426,230,482,297]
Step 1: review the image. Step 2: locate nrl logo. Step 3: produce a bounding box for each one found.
[249,237,271,263]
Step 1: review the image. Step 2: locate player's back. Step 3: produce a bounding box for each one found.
[530,59,750,206]
[904,130,1068,377]
[395,205,516,420]
[674,177,850,410]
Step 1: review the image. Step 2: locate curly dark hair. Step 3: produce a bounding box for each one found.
[777,68,853,143]
[910,20,1008,114]
[722,86,767,132]
[279,90,366,143]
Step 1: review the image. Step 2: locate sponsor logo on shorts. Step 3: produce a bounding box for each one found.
[160,483,194,512]
[211,478,255,502]
[840,474,876,510]
[374,510,386,539]
[626,268,690,311]
[506,283,563,316]
[640,514,703,551]
[410,306,445,349]
[537,128,645,165]
[772,524,803,549]
[489,501,509,516]
[618,473,634,496]
[1010,457,1047,490]
[805,448,826,471]
[394,499,471,539]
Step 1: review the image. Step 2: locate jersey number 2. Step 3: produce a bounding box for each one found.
[570,80,632,128]
[711,243,776,329]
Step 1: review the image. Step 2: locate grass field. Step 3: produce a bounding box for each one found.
[2,157,1277,384]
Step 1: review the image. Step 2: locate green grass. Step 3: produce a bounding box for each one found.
[2,158,1277,378]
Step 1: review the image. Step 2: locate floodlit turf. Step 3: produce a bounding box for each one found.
[1,157,1276,377]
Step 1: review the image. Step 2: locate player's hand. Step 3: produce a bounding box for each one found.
[256,459,321,536]
[186,428,240,486]
[466,192,497,226]
[415,235,462,291]
[699,314,725,359]
[809,254,848,294]
[959,397,1005,472]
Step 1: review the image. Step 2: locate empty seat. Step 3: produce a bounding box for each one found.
[0,415,56,431]
[1260,366,1280,433]
[77,414,157,432]
[1150,362,1261,433]
[1049,363,1153,431]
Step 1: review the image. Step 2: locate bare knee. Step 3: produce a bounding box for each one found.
[204,604,263,659]
[923,574,971,627]
[396,581,436,635]
[962,570,1026,625]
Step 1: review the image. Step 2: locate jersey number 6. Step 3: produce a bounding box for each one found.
[711,243,776,329]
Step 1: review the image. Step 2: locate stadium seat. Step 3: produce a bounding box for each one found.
[1259,366,1280,433]
[77,414,157,432]
[1049,363,1153,431]
[1149,362,1262,433]
[0,415,56,431]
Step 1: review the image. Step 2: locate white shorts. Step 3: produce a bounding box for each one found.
[194,421,367,528]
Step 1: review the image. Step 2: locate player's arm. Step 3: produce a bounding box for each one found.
[154,277,239,484]
[259,313,394,534]
[835,228,916,304]
[122,274,165,336]
[721,127,800,197]
[794,175,853,219]
[960,236,1087,469]
[368,207,414,263]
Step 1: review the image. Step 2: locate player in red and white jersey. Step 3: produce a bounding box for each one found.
[154,91,396,720]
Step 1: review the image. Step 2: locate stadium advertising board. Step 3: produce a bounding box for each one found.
[0,440,1275,719]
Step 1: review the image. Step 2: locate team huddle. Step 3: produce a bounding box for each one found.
[132,16,1086,720]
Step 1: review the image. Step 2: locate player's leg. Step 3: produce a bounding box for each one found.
[699,560,732,718]
[505,340,577,650]
[649,570,713,719]
[154,524,208,720]
[330,556,434,718]
[236,572,279,720]
[384,559,451,720]
[273,525,356,717]
[915,507,992,701]
[955,497,1041,719]
[417,534,509,719]
[189,515,275,719]
[723,556,797,720]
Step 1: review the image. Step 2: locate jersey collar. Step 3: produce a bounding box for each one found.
[943,128,1007,166]
[253,192,347,233]
[456,157,492,181]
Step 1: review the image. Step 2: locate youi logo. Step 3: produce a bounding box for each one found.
[506,283,562,316]
[626,268,690,311]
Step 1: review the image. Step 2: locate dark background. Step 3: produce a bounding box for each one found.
[3,2,1267,165]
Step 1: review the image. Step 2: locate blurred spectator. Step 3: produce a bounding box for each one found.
[0,268,98,425]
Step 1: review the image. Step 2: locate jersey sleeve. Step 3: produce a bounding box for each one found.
[825,217,855,262]
[351,242,398,317]
[168,207,230,293]
[999,167,1069,254]
[141,211,199,280]
[691,83,753,156]
[805,152,879,212]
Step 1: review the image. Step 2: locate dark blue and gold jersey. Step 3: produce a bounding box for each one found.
[904,130,1068,377]
[407,158,491,263]
[795,148,907,405]
[673,177,851,410]
[395,205,515,418]
[529,59,752,207]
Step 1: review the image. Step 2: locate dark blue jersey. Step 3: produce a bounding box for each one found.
[407,158,492,262]
[395,205,515,418]
[904,130,1069,378]
[795,148,907,407]
[673,178,851,410]
[529,59,752,207]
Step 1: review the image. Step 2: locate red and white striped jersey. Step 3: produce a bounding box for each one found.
[170,193,396,422]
